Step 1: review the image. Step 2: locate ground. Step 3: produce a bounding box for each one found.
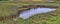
[0,1,60,24]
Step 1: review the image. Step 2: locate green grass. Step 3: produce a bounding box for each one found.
[16,3,60,24]
[0,2,60,24]
[0,3,17,16]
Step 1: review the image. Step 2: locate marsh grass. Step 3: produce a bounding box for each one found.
[0,3,17,16]
[0,2,60,24]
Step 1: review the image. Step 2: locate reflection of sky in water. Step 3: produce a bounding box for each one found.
[19,8,56,19]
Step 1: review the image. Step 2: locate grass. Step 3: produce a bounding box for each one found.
[16,3,60,24]
[0,3,17,16]
[0,1,60,24]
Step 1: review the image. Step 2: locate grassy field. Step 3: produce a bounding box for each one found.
[0,2,60,24]
[0,3,17,16]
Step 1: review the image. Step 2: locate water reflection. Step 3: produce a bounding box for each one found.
[19,7,56,19]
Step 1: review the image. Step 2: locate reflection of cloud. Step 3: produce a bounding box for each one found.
[19,7,56,19]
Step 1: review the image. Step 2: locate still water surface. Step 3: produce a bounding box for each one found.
[19,7,56,19]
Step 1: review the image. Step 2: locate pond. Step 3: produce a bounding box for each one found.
[19,7,56,19]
